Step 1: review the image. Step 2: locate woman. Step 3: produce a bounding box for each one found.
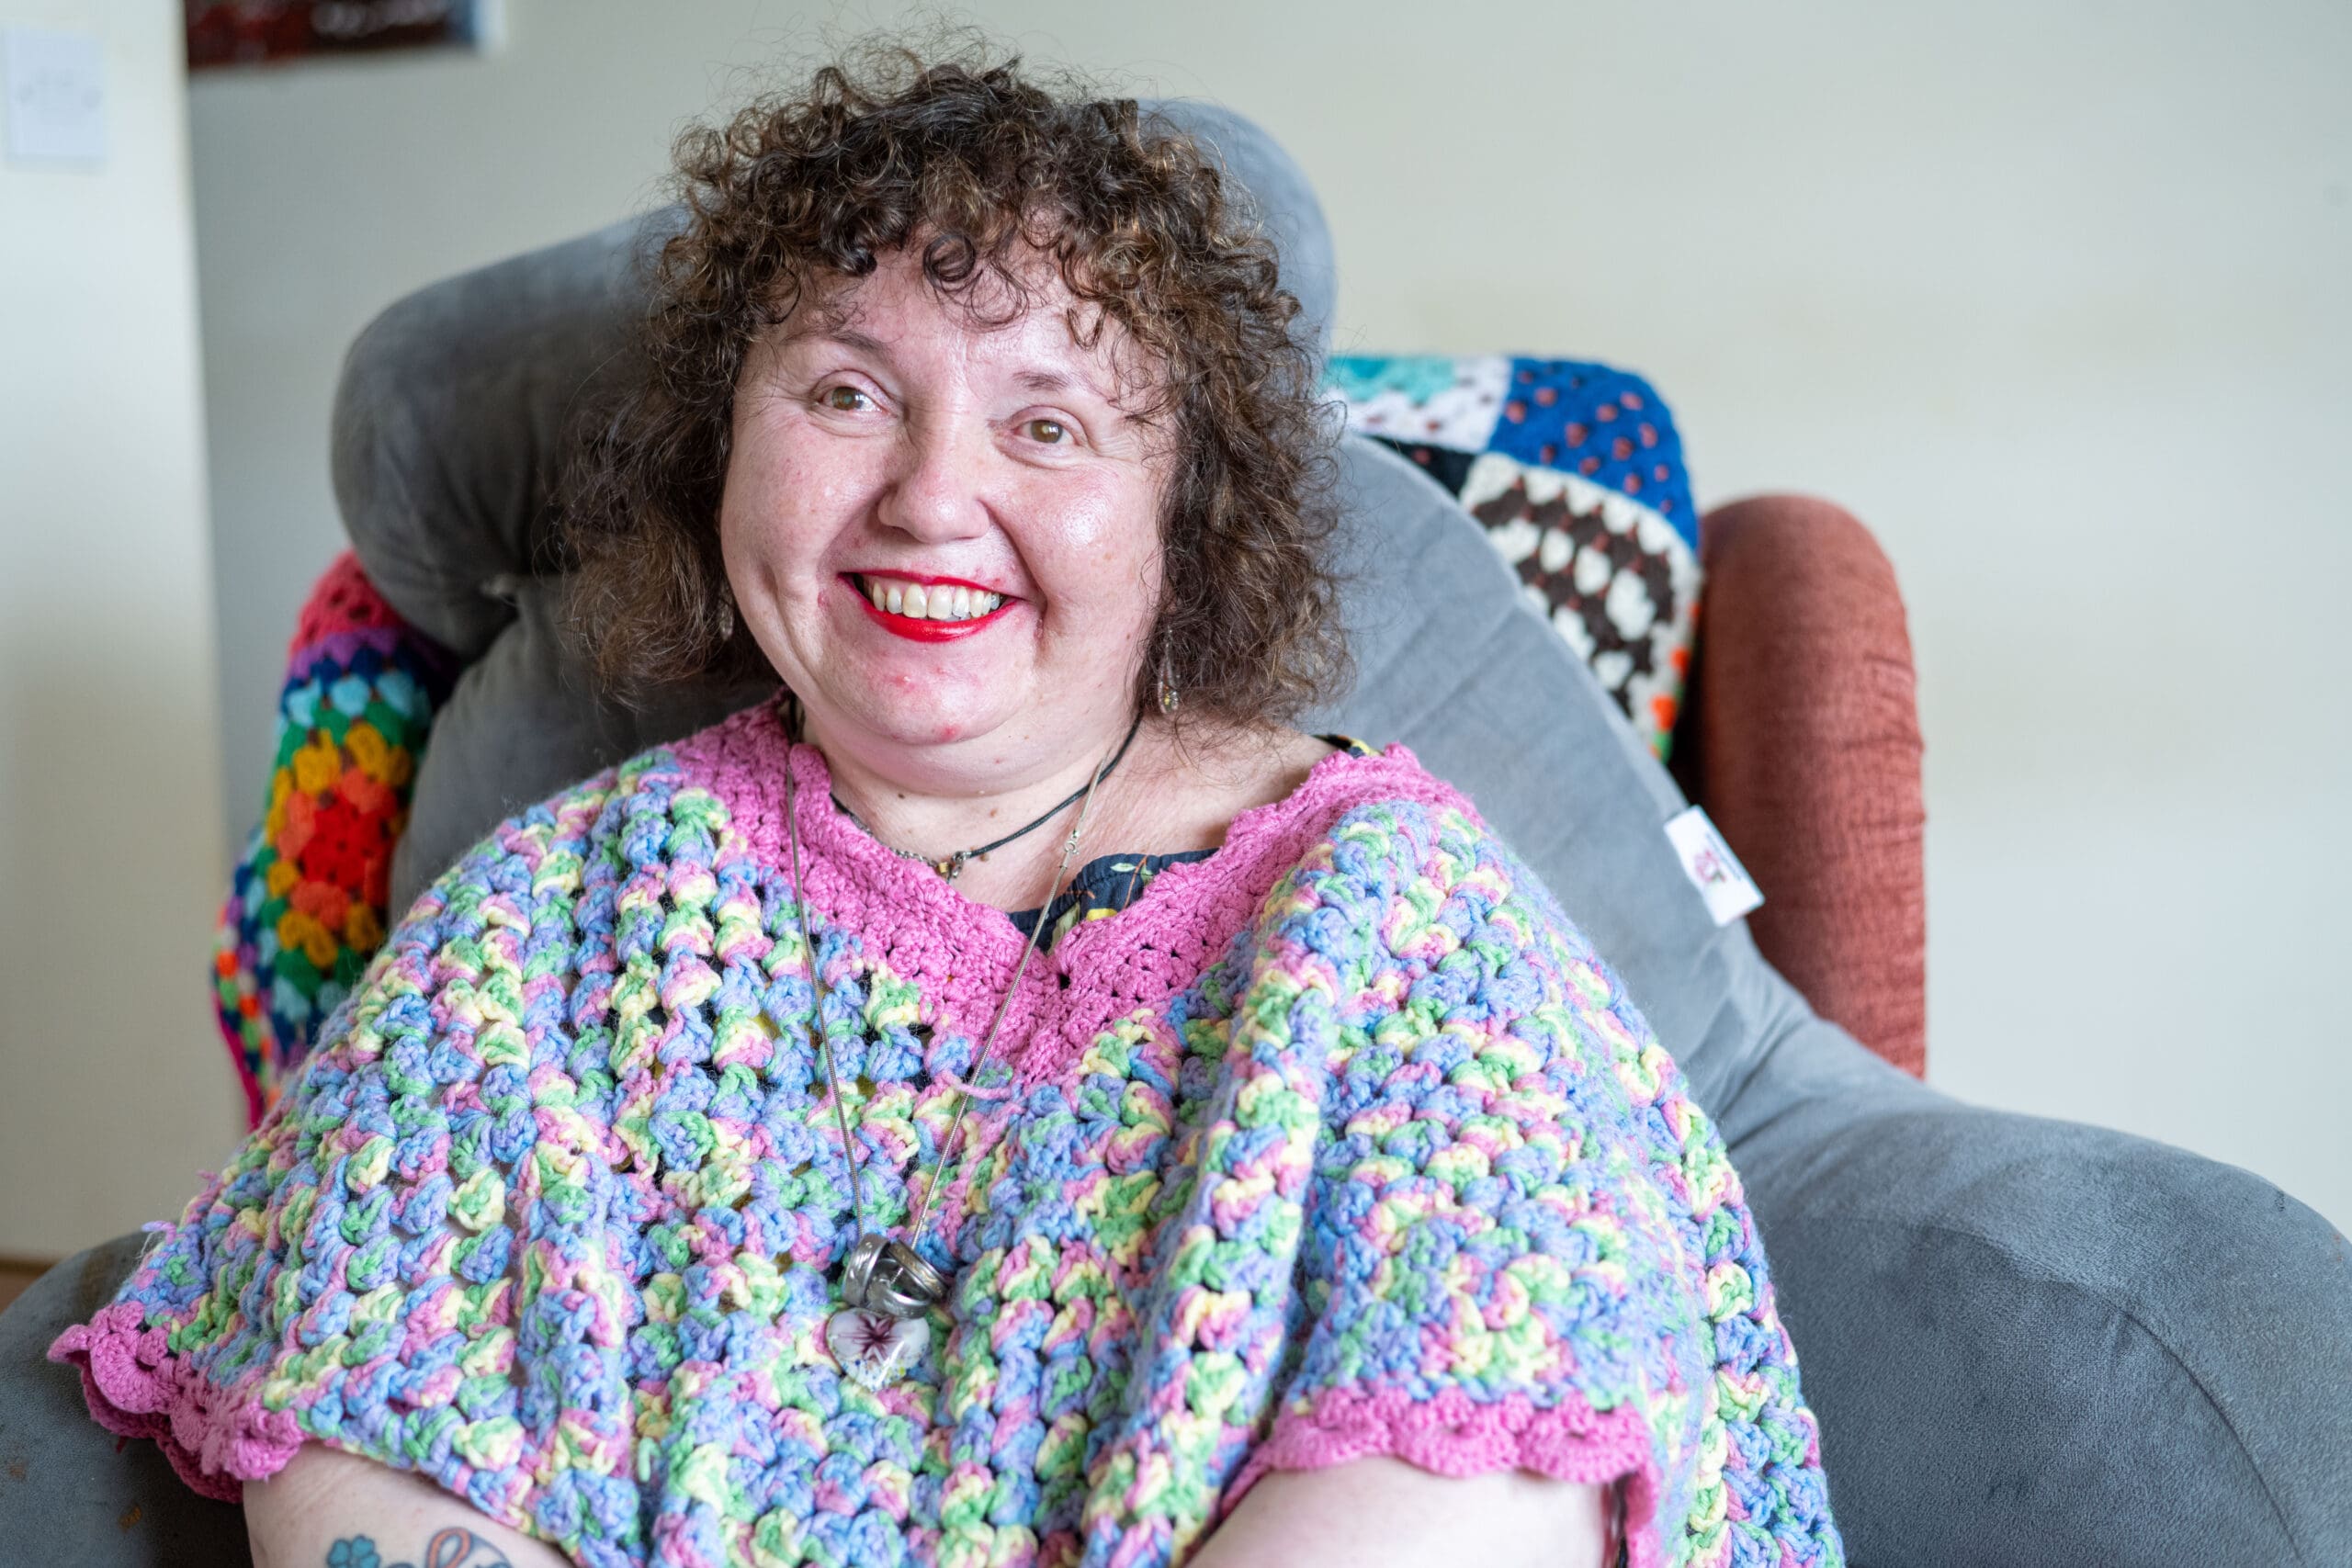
[55,46,1841,1568]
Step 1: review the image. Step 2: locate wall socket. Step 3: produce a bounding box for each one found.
[5,28,107,167]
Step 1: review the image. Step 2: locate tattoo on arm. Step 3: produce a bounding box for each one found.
[325,1529,514,1568]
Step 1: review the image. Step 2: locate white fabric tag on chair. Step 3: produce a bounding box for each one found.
[1665,807,1765,926]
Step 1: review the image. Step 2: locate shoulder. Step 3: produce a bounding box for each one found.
[1224,740,1603,985]
[329,728,745,1083]
[1263,741,1503,894]
[1268,747,1655,1049]
[401,705,758,931]
[1221,739,1476,862]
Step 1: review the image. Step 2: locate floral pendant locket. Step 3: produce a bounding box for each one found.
[824,1307,932,1390]
[825,1233,950,1390]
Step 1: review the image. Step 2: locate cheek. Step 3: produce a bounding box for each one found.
[723,419,858,577]
[1106,489,1170,647]
[1035,476,1165,615]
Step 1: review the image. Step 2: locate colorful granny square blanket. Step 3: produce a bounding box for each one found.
[211,551,451,1122]
[1323,355,1700,757]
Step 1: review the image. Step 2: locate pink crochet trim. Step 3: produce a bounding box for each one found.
[50,1300,305,1502]
[673,695,1480,1093]
[1224,1385,1667,1568]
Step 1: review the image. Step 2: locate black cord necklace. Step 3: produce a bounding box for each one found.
[824,708,1146,882]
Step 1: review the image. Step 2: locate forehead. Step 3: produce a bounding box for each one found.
[778,243,1159,406]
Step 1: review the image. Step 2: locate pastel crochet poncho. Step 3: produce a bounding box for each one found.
[54,696,1843,1568]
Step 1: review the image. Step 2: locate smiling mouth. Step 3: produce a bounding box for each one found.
[845,572,1016,641]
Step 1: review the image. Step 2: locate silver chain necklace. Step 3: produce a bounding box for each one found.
[831,714,1142,882]
[780,708,1119,1389]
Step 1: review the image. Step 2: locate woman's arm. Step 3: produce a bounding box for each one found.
[244,1447,571,1568]
[1189,1459,1612,1568]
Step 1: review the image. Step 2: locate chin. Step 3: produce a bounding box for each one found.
[827,681,1009,750]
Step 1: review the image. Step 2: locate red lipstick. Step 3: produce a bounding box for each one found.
[845,573,1016,643]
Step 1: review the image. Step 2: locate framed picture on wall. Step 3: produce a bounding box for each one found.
[187,0,503,71]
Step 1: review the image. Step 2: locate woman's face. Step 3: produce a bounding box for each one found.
[720,243,1172,784]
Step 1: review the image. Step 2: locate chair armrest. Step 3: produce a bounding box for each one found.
[0,1240,249,1563]
[1674,494,1927,1076]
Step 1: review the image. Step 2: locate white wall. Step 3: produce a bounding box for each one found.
[0,0,242,1258]
[186,1,2350,1230]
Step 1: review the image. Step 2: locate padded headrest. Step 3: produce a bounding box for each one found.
[330,99,1335,658]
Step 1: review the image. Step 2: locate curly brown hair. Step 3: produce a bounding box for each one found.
[557,38,1350,729]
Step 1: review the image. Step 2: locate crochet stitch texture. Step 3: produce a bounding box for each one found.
[55,696,1842,1568]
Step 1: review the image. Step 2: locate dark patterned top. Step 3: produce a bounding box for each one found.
[1010,736,1377,949]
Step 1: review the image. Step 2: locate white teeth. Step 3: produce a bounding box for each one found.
[863,579,1003,621]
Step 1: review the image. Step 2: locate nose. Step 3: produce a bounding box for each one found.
[876,407,991,545]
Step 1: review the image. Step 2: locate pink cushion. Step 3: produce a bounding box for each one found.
[1681,496,1928,1076]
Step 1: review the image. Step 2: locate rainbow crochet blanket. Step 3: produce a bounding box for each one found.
[211,551,453,1122]
[78,697,1840,1566]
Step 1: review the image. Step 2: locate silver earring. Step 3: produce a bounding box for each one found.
[1156,648,1181,716]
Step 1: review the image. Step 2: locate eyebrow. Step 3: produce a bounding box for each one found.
[1012,367,1113,401]
[811,325,891,357]
[798,326,1119,407]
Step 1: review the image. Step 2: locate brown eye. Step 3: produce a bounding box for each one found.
[820,386,872,412]
[1024,417,1069,445]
